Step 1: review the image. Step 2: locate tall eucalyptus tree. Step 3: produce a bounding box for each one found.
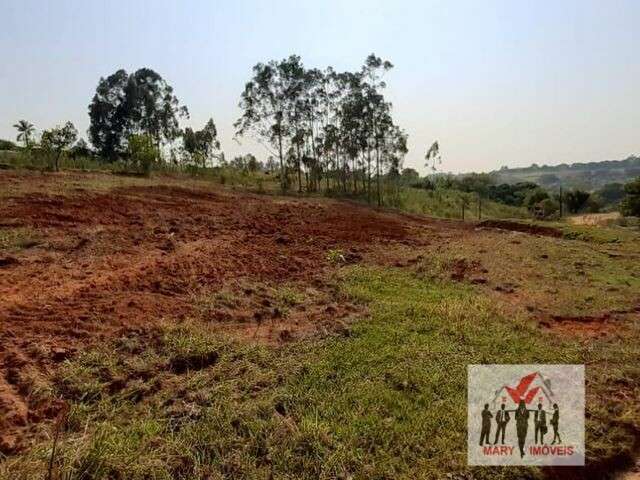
[235,53,408,201]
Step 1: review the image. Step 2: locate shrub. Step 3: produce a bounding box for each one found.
[597,183,625,205]
[620,177,640,217]
[487,182,539,207]
[524,188,549,210]
[584,194,603,213]
[0,139,16,151]
[534,198,560,219]
[127,134,158,175]
[41,121,78,171]
[564,189,590,213]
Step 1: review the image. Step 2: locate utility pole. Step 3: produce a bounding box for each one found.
[478,193,482,220]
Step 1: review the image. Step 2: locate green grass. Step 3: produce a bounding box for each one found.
[272,285,306,312]
[4,267,640,479]
[560,223,639,244]
[395,188,529,220]
[0,169,278,203]
[325,248,346,264]
[430,221,640,317]
[0,150,113,172]
[0,153,539,219]
[0,151,279,196]
[0,227,41,251]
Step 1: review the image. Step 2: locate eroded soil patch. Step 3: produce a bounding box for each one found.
[539,306,640,337]
[0,177,433,454]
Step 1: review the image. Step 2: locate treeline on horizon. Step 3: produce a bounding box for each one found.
[406,170,640,219]
[3,54,415,207]
[495,154,640,175]
[2,54,639,219]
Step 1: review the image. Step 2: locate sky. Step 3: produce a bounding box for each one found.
[1,0,639,174]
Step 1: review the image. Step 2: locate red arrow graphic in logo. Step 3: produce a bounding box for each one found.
[505,372,540,404]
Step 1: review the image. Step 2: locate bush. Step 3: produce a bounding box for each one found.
[584,194,603,213]
[533,198,560,219]
[596,183,625,205]
[127,134,158,175]
[411,177,435,190]
[620,177,640,217]
[0,139,17,151]
[487,182,539,207]
[620,197,640,217]
[456,173,496,194]
[400,168,420,185]
[70,138,93,158]
[564,189,590,213]
[524,188,549,210]
[41,121,78,171]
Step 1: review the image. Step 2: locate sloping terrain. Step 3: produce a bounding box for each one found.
[0,172,440,454]
[1,171,639,479]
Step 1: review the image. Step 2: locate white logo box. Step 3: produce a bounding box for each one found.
[467,364,585,466]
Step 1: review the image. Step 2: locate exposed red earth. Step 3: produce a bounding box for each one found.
[0,175,441,454]
[2,172,635,462]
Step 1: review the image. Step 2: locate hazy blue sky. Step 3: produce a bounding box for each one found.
[1,0,638,173]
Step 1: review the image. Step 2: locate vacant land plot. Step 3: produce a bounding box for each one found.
[1,171,639,479]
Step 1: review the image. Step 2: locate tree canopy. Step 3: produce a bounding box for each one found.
[234,54,408,200]
[183,119,221,167]
[564,189,591,213]
[13,120,35,148]
[41,121,78,171]
[88,68,188,159]
[620,177,640,216]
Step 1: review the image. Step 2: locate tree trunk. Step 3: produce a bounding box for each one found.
[342,152,347,193]
[277,130,285,191]
[309,122,318,193]
[375,146,381,207]
[366,149,372,203]
[325,163,329,192]
[55,152,61,172]
[296,143,302,193]
[352,157,358,194]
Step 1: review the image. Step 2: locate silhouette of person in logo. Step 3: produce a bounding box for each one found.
[515,400,530,457]
[534,403,547,444]
[493,403,510,444]
[550,403,562,444]
[479,403,493,446]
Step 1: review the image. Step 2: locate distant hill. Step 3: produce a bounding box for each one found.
[492,155,640,191]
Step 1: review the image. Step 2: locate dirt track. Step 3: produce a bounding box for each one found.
[0,175,450,453]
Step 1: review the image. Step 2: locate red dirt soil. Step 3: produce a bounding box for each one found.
[538,306,640,337]
[0,178,443,454]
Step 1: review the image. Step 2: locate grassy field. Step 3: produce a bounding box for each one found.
[0,151,277,197]
[2,227,640,478]
[394,187,528,220]
[3,267,639,479]
[1,151,529,221]
[1,170,639,479]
